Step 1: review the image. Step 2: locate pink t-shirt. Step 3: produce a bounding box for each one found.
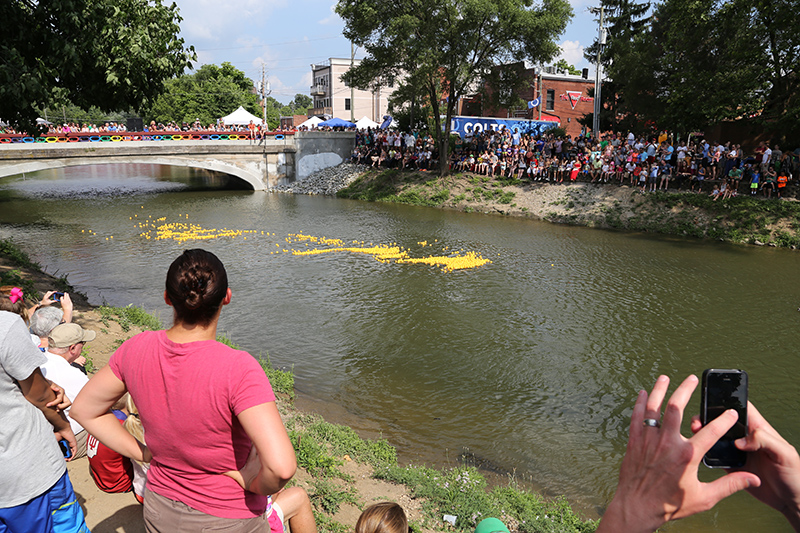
[109,330,275,518]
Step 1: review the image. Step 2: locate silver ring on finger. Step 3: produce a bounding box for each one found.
[642,418,661,428]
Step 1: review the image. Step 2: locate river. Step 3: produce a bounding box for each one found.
[2,164,799,532]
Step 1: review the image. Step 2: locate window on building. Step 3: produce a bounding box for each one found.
[345,98,351,111]
[546,89,555,111]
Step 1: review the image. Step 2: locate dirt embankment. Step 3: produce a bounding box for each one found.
[336,167,800,248]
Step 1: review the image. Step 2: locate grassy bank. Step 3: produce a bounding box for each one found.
[338,169,800,248]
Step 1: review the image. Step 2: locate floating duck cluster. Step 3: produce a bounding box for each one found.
[285,233,491,272]
[132,214,263,243]
[119,215,491,272]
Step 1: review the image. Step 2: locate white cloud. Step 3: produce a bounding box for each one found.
[318,1,341,25]
[176,0,287,43]
[558,40,586,68]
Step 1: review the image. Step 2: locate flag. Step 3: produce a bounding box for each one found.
[528,98,541,109]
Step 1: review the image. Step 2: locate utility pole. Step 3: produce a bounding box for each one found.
[350,41,355,123]
[261,64,267,133]
[538,68,543,121]
[591,4,606,140]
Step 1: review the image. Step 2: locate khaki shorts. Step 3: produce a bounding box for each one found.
[73,429,89,460]
[144,489,268,533]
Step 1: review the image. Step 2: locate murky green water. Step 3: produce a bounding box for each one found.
[2,164,799,531]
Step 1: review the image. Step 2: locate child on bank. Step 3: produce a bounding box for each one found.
[356,502,408,533]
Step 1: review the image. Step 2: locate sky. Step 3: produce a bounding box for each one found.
[172,0,600,105]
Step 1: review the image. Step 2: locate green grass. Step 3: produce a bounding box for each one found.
[98,304,162,331]
[256,354,295,398]
[375,465,596,532]
[0,238,40,270]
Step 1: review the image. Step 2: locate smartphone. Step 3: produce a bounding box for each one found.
[58,439,72,459]
[700,369,748,468]
[52,292,64,301]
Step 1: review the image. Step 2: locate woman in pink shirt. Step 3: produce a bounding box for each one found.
[72,249,303,532]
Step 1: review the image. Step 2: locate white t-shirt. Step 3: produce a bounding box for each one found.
[41,351,89,434]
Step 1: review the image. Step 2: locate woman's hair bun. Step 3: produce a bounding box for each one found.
[166,250,228,326]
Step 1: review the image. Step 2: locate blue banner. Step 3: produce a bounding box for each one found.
[449,116,557,138]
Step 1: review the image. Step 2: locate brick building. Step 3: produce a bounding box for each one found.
[279,115,307,129]
[473,63,596,138]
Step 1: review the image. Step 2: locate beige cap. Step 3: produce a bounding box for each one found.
[48,323,96,348]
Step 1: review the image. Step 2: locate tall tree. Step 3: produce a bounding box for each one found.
[554,59,581,76]
[337,0,572,176]
[1,0,195,134]
[146,62,260,126]
[583,0,651,68]
[290,94,313,114]
[598,0,800,142]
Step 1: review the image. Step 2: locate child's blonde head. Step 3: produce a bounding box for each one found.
[356,502,408,533]
[123,394,146,463]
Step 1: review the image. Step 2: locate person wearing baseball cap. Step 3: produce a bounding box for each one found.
[40,323,97,459]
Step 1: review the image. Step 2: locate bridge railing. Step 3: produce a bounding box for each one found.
[0,131,295,145]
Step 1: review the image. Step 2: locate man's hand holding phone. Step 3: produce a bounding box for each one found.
[692,402,800,530]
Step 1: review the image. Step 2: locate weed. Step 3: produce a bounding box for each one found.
[314,513,351,533]
[0,239,39,269]
[98,305,161,331]
[310,478,358,514]
[257,353,295,398]
[376,465,594,532]
[80,345,95,374]
[289,430,342,477]
[498,191,516,205]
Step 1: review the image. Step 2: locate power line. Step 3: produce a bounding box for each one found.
[194,35,341,52]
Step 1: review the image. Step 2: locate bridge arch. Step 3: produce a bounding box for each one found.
[0,156,266,190]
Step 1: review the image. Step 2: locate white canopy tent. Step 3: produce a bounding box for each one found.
[298,116,323,129]
[219,106,262,126]
[355,116,380,130]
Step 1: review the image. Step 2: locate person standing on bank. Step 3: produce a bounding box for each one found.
[71,249,302,533]
[0,311,89,533]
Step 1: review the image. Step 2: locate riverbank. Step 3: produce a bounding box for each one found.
[319,164,800,248]
[0,239,597,533]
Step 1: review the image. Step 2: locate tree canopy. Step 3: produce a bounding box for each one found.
[1,0,195,134]
[337,0,572,175]
[590,0,800,142]
[146,62,261,126]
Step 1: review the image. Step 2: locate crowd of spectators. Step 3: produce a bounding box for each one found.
[352,127,800,199]
[351,129,440,170]
[0,119,301,136]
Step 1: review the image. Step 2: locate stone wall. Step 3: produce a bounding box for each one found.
[292,131,356,183]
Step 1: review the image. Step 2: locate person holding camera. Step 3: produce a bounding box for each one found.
[596,374,800,532]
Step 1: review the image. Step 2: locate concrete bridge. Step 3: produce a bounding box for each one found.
[0,131,355,190]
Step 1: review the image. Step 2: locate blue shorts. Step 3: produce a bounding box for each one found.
[0,471,90,533]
